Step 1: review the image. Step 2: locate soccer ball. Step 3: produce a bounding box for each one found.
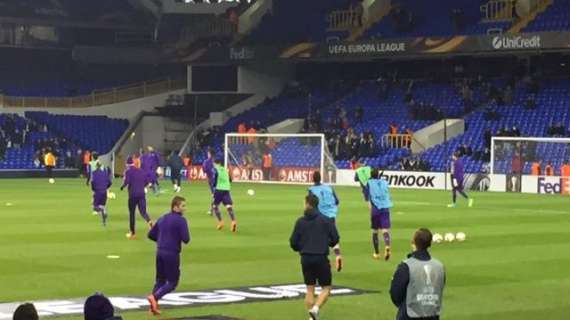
[48,178,55,184]
[444,233,455,242]
[247,189,255,196]
[156,167,164,177]
[456,232,466,242]
[107,192,116,199]
[432,233,443,244]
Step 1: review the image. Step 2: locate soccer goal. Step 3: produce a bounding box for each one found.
[224,133,337,184]
[490,137,570,194]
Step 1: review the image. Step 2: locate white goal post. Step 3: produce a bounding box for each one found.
[224,133,337,184]
[490,136,570,194]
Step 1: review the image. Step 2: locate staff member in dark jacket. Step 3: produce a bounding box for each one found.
[167,150,185,193]
[290,194,340,320]
[390,228,445,320]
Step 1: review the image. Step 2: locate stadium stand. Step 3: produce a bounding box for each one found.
[0,112,128,169]
[419,78,570,174]
[26,112,129,154]
[523,0,570,32]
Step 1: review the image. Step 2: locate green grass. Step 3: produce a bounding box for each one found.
[1,178,569,320]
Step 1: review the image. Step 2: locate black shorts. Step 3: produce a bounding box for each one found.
[301,255,331,287]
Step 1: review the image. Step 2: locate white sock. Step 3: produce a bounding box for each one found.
[311,305,319,313]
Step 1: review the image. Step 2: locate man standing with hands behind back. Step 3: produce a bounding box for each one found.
[290,194,340,320]
[390,228,445,320]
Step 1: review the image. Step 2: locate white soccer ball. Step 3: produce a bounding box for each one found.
[48,178,55,184]
[456,232,466,242]
[444,233,455,242]
[108,192,116,199]
[432,233,443,244]
[247,189,255,196]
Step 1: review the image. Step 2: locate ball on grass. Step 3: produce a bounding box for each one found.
[444,232,455,242]
[432,233,443,244]
[456,232,466,242]
[48,178,55,184]
[247,189,255,196]
[107,192,116,199]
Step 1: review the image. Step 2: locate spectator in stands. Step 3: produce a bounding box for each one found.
[547,122,566,137]
[531,160,542,176]
[0,137,6,160]
[13,303,39,320]
[84,292,122,320]
[525,94,537,110]
[482,148,491,162]
[545,162,554,176]
[560,160,570,177]
[503,85,513,105]
[75,149,84,176]
[355,105,364,123]
[64,150,74,168]
[511,126,520,137]
[483,107,500,121]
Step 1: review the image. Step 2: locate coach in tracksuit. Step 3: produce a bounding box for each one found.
[390,228,445,320]
[290,194,340,320]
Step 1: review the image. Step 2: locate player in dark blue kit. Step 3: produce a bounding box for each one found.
[448,153,474,208]
[309,171,342,271]
[147,196,190,316]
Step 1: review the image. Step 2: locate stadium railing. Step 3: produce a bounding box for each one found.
[328,9,360,31]
[481,0,516,22]
[0,78,187,108]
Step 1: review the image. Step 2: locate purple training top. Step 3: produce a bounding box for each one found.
[122,166,149,197]
[202,157,215,179]
[148,212,190,254]
[91,169,112,193]
[452,158,465,181]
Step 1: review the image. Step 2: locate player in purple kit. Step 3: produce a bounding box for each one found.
[202,148,215,215]
[121,157,154,240]
[90,162,111,226]
[147,196,190,316]
[448,152,474,208]
[142,146,161,196]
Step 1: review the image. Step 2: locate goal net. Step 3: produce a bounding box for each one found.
[224,133,337,184]
[490,137,570,193]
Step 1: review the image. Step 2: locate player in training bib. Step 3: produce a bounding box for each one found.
[212,159,237,232]
[448,153,474,208]
[309,171,343,271]
[354,165,372,200]
[365,168,393,261]
[91,162,111,226]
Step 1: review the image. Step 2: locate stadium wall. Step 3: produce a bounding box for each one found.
[336,169,451,190]
[491,174,570,195]
[0,90,186,120]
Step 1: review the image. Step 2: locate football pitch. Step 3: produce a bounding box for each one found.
[1,178,569,320]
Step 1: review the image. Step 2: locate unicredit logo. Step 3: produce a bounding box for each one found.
[492,35,541,50]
